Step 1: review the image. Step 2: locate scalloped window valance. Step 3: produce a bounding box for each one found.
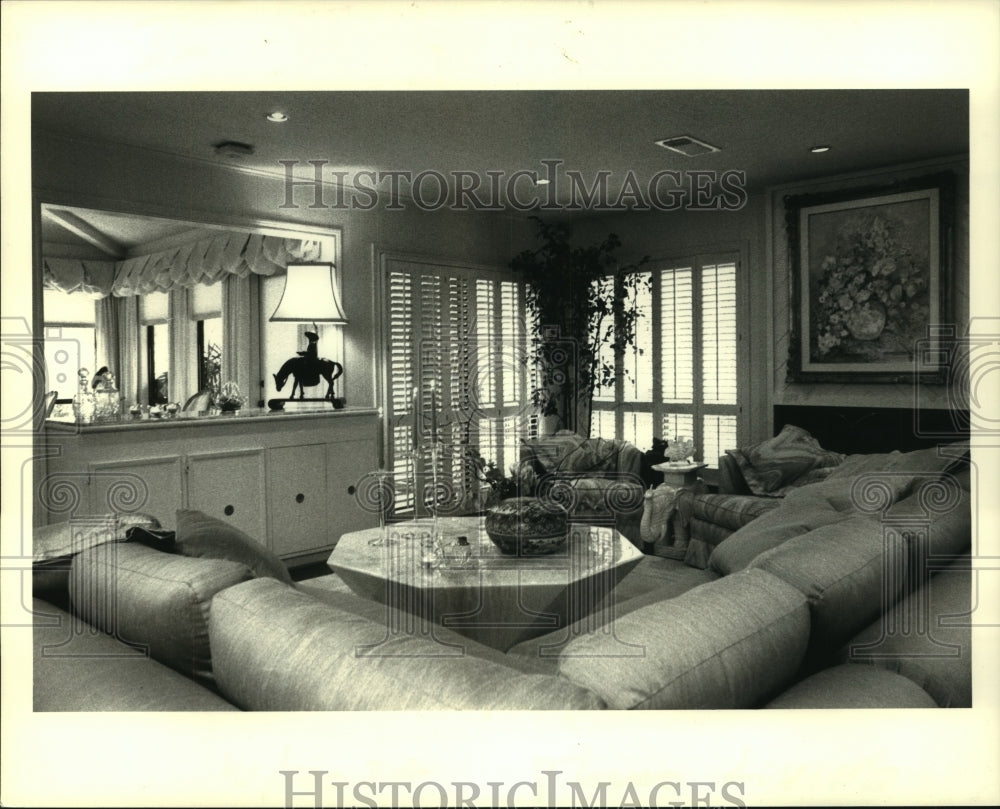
[43,233,325,297]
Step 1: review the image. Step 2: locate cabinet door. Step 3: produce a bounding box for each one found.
[89,456,184,529]
[186,449,267,544]
[327,438,379,541]
[268,444,329,558]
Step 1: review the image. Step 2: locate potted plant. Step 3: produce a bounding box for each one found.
[465,446,537,508]
[511,216,649,435]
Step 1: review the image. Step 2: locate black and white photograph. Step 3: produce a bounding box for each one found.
[2,2,998,808]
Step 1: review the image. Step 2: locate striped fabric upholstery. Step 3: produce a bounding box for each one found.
[556,569,810,709]
[209,578,607,711]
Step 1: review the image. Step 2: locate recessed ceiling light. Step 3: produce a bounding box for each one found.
[266,111,288,123]
[810,145,831,153]
[654,135,720,156]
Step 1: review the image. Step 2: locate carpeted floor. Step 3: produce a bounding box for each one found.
[289,561,334,582]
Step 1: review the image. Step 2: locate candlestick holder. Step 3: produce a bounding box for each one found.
[358,468,397,547]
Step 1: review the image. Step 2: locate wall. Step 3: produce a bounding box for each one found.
[770,156,970,410]
[31,131,535,414]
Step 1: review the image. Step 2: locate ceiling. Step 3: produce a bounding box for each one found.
[34,89,968,249]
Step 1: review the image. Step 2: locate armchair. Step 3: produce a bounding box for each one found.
[518,431,645,546]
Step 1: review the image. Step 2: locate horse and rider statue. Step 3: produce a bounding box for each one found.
[273,331,343,401]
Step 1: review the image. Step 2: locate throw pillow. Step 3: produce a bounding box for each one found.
[728,424,844,497]
[174,509,294,584]
[125,525,177,554]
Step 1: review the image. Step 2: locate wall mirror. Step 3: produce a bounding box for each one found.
[38,203,342,416]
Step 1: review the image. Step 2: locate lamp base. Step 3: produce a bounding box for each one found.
[268,397,345,411]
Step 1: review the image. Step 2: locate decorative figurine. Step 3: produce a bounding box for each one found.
[271,331,344,404]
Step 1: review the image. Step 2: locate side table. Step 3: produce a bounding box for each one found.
[651,462,708,488]
[642,463,709,558]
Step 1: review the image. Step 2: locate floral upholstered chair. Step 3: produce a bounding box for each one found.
[518,431,645,546]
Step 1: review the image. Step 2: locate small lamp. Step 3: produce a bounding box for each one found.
[269,262,348,327]
[268,262,347,409]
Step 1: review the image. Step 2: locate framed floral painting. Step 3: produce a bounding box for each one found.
[785,172,954,383]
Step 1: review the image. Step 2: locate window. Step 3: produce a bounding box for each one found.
[192,282,223,400]
[141,291,171,405]
[591,254,741,465]
[42,288,97,399]
[383,256,530,516]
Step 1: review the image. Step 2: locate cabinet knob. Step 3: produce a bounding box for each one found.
[224,505,235,516]
[295,493,305,503]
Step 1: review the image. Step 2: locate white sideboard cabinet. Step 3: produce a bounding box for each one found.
[40,407,380,564]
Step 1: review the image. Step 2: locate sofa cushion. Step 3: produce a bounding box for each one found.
[209,577,607,710]
[33,512,161,563]
[683,493,783,532]
[727,424,844,497]
[567,478,645,518]
[555,569,810,709]
[827,441,969,481]
[69,543,253,684]
[32,513,161,597]
[708,492,848,576]
[884,487,972,560]
[677,493,783,569]
[175,509,293,585]
[507,556,719,663]
[764,664,937,709]
[748,515,905,662]
[32,598,238,711]
[836,556,971,708]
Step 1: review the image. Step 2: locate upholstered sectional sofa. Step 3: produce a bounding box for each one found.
[32,443,972,711]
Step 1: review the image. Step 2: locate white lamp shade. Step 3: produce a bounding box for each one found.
[269,263,348,324]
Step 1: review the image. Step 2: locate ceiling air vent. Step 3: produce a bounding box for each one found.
[654,135,720,157]
[213,140,255,159]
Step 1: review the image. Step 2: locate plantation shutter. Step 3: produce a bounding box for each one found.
[699,260,739,464]
[591,254,740,466]
[384,256,529,517]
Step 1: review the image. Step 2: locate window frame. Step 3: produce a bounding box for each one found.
[590,250,747,465]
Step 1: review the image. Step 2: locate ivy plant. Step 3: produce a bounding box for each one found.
[511,216,650,433]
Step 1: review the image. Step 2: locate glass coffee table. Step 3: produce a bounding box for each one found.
[327,516,643,652]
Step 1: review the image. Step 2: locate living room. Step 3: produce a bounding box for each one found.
[21,84,979,704]
[5,4,999,808]
[28,89,970,532]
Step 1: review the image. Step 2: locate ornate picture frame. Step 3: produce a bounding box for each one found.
[785,172,954,384]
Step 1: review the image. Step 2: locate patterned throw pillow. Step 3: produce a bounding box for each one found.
[728,425,844,497]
